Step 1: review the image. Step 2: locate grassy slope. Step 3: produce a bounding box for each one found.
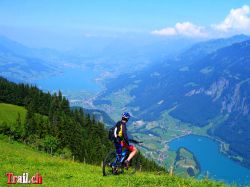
[0,103,227,186]
[0,103,26,124]
[0,136,227,187]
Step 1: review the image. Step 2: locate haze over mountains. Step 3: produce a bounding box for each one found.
[0,35,198,83]
[94,34,250,168]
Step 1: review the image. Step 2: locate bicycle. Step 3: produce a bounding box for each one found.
[102,139,142,176]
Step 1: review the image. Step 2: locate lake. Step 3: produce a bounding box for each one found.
[34,67,102,93]
[169,135,250,186]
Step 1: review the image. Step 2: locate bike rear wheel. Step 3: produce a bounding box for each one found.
[103,151,117,176]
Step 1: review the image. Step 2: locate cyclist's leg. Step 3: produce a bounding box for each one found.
[126,145,137,162]
[121,141,137,162]
[114,140,122,162]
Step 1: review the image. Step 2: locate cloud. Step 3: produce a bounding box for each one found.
[152,5,250,38]
[213,5,250,33]
[152,22,207,37]
[175,22,207,37]
[152,27,176,36]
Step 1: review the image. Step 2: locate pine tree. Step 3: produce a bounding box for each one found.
[25,104,37,138]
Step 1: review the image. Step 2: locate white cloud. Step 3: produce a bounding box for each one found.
[152,22,207,37]
[152,5,250,38]
[152,27,176,36]
[213,5,250,33]
[176,22,207,37]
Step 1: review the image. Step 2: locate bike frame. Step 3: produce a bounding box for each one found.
[114,140,141,166]
[103,140,142,176]
[115,148,129,165]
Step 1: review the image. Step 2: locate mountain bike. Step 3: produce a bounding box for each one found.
[102,140,142,176]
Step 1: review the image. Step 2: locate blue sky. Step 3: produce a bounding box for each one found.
[0,0,250,48]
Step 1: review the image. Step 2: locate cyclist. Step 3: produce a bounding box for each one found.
[113,112,137,169]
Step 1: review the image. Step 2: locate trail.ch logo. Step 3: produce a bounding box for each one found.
[6,172,42,184]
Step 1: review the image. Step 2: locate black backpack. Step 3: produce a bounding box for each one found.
[108,126,116,141]
[108,122,120,141]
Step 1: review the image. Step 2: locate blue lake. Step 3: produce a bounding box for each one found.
[34,67,101,93]
[169,135,250,186]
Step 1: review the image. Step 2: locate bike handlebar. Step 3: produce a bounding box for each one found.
[128,139,143,144]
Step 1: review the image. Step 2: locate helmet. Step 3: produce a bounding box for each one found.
[122,112,131,120]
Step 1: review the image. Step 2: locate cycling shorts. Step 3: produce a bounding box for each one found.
[121,140,135,152]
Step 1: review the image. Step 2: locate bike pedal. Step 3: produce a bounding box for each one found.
[112,169,119,175]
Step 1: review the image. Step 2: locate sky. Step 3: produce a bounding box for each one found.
[1,0,250,49]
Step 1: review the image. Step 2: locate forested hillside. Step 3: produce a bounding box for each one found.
[0,77,164,171]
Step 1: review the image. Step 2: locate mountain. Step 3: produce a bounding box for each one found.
[0,36,56,82]
[82,108,115,127]
[168,39,250,166]
[97,35,250,121]
[71,106,115,127]
[0,36,86,83]
[0,35,195,87]
[178,34,250,65]
[93,35,250,168]
[0,35,36,57]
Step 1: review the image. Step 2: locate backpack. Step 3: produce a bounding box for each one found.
[108,122,120,141]
[108,126,116,141]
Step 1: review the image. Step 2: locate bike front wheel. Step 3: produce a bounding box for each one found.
[125,155,141,175]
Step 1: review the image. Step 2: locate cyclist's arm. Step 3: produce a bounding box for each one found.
[122,123,129,144]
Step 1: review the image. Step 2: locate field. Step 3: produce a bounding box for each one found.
[174,148,200,177]
[0,135,227,187]
[0,103,26,124]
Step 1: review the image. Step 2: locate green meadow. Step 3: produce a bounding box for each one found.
[0,103,227,186]
[0,136,227,187]
[0,103,26,124]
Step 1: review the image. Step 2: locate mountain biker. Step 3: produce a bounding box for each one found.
[114,112,137,169]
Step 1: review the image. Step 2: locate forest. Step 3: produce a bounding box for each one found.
[0,77,165,172]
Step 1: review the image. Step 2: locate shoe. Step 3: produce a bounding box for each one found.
[124,160,129,170]
[112,167,119,175]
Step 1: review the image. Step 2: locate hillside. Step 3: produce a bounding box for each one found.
[0,35,86,83]
[0,136,226,186]
[0,77,166,173]
[71,106,115,127]
[0,103,26,124]
[0,76,114,166]
[0,36,53,82]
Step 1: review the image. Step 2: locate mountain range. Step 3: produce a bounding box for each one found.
[94,34,250,168]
